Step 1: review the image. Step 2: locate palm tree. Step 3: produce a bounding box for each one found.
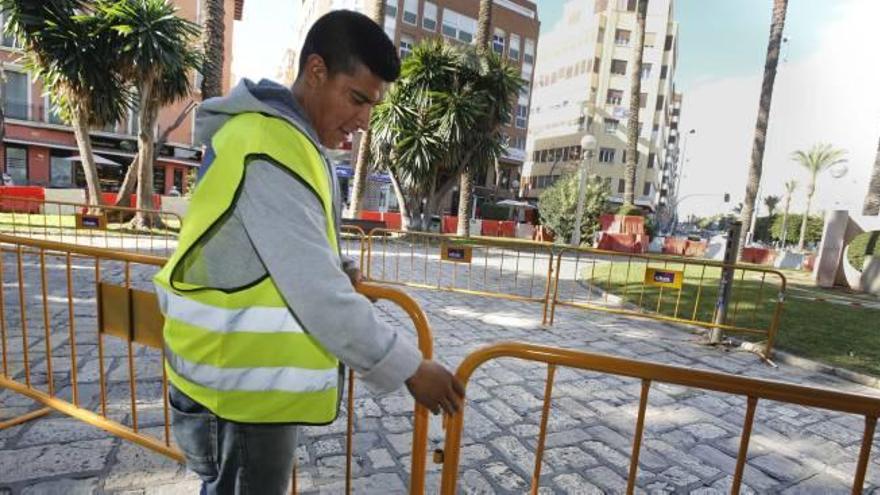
[101,0,201,228]
[739,0,788,247]
[623,0,648,207]
[791,143,847,250]
[763,194,780,216]
[371,41,520,232]
[201,0,225,99]
[2,0,130,207]
[348,0,386,219]
[456,0,494,237]
[780,179,796,246]
[863,136,880,215]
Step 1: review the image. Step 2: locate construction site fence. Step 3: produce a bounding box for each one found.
[350,229,786,356]
[0,234,432,494]
[434,342,879,494]
[0,196,181,256]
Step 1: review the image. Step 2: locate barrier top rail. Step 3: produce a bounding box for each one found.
[366,228,555,251]
[438,342,880,494]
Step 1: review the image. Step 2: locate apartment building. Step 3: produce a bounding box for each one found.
[521,0,680,213]
[292,0,540,212]
[0,0,243,196]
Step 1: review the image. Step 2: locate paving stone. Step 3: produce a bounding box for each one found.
[0,439,113,483]
[749,453,811,482]
[582,465,629,493]
[476,399,523,426]
[543,446,597,470]
[19,477,100,494]
[490,435,551,478]
[645,439,720,479]
[682,422,729,441]
[312,438,344,458]
[367,448,396,469]
[544,427,591,448]
[552,473,603,494]
[481,461,528,492]
[104,429,183,490]
[805,419,864,445]
[689,444,779,492]
[458,469,494,494]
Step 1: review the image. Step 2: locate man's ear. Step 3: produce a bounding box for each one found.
[303,54,328,88]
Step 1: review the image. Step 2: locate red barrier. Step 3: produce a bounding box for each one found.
[599,214,645,235]
[442,216,458,234]
[358,210,383,222]
[598,233,648,253]
[384,212,401,230]
[740,247,776,265]
[498,221,516,238]
[0,186,45,213]
[481,219,500,237]
[663,237,708,257]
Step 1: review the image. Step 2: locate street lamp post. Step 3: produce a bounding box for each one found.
[571,134,597,246]
[671,128,696,234]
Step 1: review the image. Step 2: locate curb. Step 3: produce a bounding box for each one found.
[769,347,880,390]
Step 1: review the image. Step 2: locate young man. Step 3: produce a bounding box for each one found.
[154,10,463,494]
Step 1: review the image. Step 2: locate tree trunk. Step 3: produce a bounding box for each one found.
[797,179,815,251]
[349,130,371,218]
[624,0,648,207]
[740,0,788,247]
[780,193,791,246]
[201,0,226,99]
[863,135,880,216]
[456,170,472,236]
[475,0,492,48]
[347,0,387,219]
[131,83,161,230]
[70,108,103,209]
[388,170,410,231]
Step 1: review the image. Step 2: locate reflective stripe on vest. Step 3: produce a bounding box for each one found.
[154,112,341,424]
[166,349,338,393]
[156,285,304,334]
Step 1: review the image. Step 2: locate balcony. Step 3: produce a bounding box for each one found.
[4,102,66,126]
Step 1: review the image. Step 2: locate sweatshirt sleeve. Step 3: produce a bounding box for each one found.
[236,159,422,394]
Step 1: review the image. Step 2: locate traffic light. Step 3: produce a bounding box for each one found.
[723,193,730,203]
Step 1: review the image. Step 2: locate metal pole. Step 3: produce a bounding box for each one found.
[570,153,590,246]
[710,221,741,344]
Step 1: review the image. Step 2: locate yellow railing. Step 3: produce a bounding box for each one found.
[436,342,880,495]
[0,196,181,255]
[0,234,432,495]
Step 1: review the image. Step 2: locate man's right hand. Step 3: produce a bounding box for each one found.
[405,360,465,416]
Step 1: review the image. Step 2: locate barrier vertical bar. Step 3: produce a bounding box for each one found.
[529,364,556,494]
[66,253,79,406]
[16,246,31,388]
[851,415,877,495]
[731,396,758,495]
[95,258,108,416]
[39,250,55,395]
[626,379,651,494]
[0,246,7,377]
[345,368,355,495]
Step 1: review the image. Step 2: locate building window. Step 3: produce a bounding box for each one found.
[647,152,656,168]
[44,96,65,125]
[3,71,28,120]
[614,29,630,46]
[385,0,398,39]
[50,153,73,187]
[665,34,674,51]
[641,63,652,80]
[643,181,652,197]
[656,94,665,111]
[402,0,417,25]
[610,59,627,76]
[660,65,668,79]
[599,148,616,163]
[594,57,601,74]
[400,35,414,59]
[1,13,20,49]
[606,89,623,105]
[639,92,648,109]
[492,28,505,55]
[5,146,27,185]
[153,164,166,193]
[627,0,637,11]
[521,62,533,79]
[524,38,535,64]
[604,177,612,190]
[508,33,520,61]
[515,104,528,128]
[604,118,619,134]
[441,9,476,44]
[422,1,437,31]
[618,179,626,193]
[596,27,604,43]
[644,32,656,48]
[519,80,530,101]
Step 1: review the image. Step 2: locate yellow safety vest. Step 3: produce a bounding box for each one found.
[154,112,340,424]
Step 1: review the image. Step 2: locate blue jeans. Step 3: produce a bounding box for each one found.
[169,385,299,495]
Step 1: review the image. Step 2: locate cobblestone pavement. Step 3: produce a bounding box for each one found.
[0,250,879,494]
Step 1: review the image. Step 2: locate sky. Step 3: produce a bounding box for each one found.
[232,0,880,219]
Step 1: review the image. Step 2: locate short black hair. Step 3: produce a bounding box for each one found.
[298,10,400,83]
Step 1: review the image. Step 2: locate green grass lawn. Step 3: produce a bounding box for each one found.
[0,212,180,236]
[570,259,880,377]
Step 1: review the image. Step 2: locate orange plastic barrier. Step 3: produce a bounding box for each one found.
[0,186,45,213]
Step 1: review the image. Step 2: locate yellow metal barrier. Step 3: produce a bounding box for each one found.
[0,196,181,255]
[437,342,880,494]
[340,224,367,270]
[550,247,787,357]
[366,229,557,324]
[0,234,432,494]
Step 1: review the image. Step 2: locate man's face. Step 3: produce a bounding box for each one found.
[307,59,388,149]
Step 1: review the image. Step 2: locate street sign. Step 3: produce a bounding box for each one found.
[644,268,683,289]
[76,213,108,230]
[441,244,472,263]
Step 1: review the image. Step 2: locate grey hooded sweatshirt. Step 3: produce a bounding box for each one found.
[181,79,421,395]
